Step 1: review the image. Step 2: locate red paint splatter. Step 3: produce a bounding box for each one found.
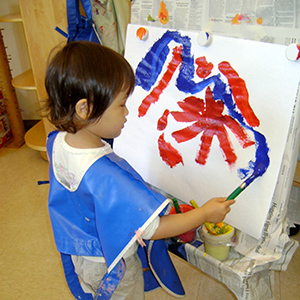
[158,134,183,168]
[195,57,213,78]
[171,87,254,166]
[231,14,252,24]
[99,26,104,35]
[218,61,260,127]
[157,109,169,131]
[171,96,204,122]
[138,46,182,117]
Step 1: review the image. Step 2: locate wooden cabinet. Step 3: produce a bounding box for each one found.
[11,69,36,91]
[0,1,67,158]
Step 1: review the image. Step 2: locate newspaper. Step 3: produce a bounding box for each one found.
[130,1,300,299]
[131,0,206,31]
[131,0,300,45]
[287,186,300,224]
[287,148,300,225]
[185,238,298,300]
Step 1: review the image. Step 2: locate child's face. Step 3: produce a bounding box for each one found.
[88,90,129,140]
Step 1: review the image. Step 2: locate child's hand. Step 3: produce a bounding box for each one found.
[151,197,235,240]
[201,197,235,224]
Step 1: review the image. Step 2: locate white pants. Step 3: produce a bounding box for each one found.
[71,253,145,300]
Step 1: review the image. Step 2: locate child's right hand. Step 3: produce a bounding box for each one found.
[151,197,235,240]
[201,197,235,224]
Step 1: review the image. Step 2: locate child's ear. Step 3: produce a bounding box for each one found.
[75,99,89,120]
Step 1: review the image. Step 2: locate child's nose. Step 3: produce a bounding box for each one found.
[124,106,129,116]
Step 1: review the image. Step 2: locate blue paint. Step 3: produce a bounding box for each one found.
[135,29,270,179]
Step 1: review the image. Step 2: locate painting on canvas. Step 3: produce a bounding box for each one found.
[114,24,300,239]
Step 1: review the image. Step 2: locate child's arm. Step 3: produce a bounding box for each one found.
[150,197,235,240]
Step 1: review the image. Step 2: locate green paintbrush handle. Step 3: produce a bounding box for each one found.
[172,198,181,213]
[226,186,243,200]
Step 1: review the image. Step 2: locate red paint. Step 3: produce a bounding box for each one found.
[138,46,182,117]
[157,109,169,131]
[172,122,202,143]
[171,96,205,122]
[158,134,183,168]
[178,96,205,112]
[223,115,255,148]
[171,87,254,166]
[196,123,237,165]
[195,56,213,78]
[169,204,196,242]
[297,44,300,60]
[218,61,260,127]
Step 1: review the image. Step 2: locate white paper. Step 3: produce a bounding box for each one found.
[114,24,300,239]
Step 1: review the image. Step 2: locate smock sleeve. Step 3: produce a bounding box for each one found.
[85,152,171,273]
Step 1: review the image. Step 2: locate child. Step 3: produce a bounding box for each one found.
[45,41,235,300]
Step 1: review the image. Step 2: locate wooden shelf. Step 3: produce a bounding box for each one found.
[0,12,22,23]
[24,120,46,152]
[293,161,300,188]
[12,69,36,90]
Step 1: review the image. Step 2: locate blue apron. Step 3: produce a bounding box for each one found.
[47,131,185,299]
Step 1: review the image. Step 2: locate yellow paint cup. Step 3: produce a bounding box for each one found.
[199,224,235,261]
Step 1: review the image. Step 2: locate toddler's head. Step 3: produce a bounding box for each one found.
[45,41,135,133]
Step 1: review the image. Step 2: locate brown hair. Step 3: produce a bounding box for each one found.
[44,41,135,133]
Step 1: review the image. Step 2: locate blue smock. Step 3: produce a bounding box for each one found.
[47,131,185,299]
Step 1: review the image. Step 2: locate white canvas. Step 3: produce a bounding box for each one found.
[114,24,300,239]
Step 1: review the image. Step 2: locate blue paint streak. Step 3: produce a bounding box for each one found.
[135,29,270,179]
[136,31,187,91]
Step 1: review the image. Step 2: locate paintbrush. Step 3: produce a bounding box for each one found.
[226,162,266,200]
[172,198,181,213]
[226,181,248,200]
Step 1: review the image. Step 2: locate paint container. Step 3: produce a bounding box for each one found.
[199,224,235,261]
[169,204,197,243]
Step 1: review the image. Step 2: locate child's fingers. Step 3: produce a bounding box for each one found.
[212,197,227,203]
[226,199,236,206]
[225,200,235,214]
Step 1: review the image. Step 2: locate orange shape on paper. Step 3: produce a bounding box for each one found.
[256,17,263,25]
[231,14,240,24]
[159,1,169,25]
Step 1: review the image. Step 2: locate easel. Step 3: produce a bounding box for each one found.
[126,2,300,299]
